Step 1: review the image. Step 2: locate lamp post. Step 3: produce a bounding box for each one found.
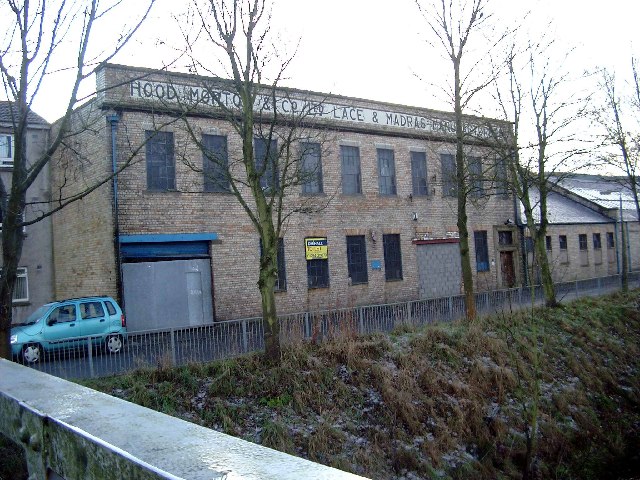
[619,192,628,292]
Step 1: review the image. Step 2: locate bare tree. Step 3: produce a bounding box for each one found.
[416,0,505,320]
[593,65,640,224]
[176,0,332,364]
[590,64,640,292]
[0,0,154,360]
[491,37,591,308]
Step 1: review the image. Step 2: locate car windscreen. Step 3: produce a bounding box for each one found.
[12,305,50,326]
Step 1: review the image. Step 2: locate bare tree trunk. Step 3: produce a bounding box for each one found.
[458,188,476,321]
[259,260,281,364]
[256,207,282,364]
[0,212,25,359]
[533,230,557,307]
[0,117,27,359]
[520,185,558,309]
[532,173,558,308]
[454,58,477,321]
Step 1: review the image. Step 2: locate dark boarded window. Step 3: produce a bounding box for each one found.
[341,145,362,195]
[496,157,509,196]
[203,134,229,192]
[559,235,568,250]
[254,137,279,192]
[441,153,457,197]
[469,156,483,197]
[579,234,588,250]
[307,259,329,288]
[146,131,175,191]
[593,233,602,249]
[498,230,513,246]
[474,230,489,272]
[411,151,428,196]
[260,238,287,292]
[383,234,403,281]
[377,148,397,195]
[301,142,323,194]
[346,235,368,284]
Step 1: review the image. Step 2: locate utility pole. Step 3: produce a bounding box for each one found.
[620,193,628,292]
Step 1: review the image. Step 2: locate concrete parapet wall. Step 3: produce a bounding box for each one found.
[0,359,367,479]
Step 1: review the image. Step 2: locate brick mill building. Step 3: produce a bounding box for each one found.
[48,64,634,331]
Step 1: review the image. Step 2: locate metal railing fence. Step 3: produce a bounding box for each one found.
[15,272,639,380]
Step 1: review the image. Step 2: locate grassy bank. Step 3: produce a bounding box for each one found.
[79,291,640,479]
[3,291,639,479]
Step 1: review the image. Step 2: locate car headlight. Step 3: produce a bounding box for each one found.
[10,334,18,344]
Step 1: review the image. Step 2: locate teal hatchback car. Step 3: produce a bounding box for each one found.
[10,296,127,363]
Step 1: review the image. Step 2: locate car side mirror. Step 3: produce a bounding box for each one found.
[47,318,57,326]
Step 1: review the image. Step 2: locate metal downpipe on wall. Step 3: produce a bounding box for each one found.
[106,113,124,307]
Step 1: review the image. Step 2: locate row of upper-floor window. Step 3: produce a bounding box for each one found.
[144,131,510,197]
[523,233,614,256]
[517,232,615,253]
[493,230,617,270]
[266,234,404,291]
[540,232,615,252]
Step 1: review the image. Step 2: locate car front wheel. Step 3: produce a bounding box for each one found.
[22,343,43,364]
[105,334,123,354]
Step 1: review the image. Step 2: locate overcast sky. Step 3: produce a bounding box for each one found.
[19,0,640,123]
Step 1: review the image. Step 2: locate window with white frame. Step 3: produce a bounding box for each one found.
[14,268,28,302]
[0,209,26,234]
[0,134,14,167]
[0,267,28,302]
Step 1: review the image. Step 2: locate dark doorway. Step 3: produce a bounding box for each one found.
[500,251,515,288]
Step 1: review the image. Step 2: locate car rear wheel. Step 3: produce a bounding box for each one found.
[22,343,43,364]
[105,334,123,354]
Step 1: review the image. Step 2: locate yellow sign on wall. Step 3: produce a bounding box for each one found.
[305,237,328,260]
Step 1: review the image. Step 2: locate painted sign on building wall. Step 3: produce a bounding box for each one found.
[128,79,498,140]
[305,237,328,260]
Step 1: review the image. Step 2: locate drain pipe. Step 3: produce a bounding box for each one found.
[107,113,124,307]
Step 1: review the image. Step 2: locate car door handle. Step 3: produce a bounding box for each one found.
[69,323,75,327]
[100,319,105,322]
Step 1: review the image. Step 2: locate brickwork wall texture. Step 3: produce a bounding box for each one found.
[113,108,514,320]
[50,101,118,300]
[626,224,640,272]
[544,224,619,282]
